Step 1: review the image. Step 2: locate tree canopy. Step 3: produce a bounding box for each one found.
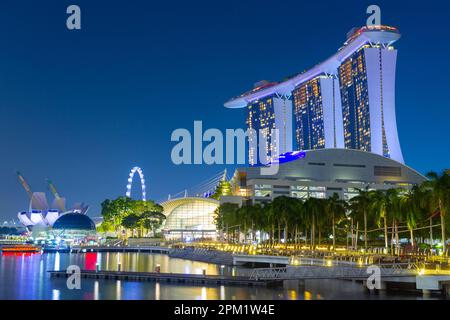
[99,196,164,237]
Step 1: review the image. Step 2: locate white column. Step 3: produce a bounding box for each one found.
[364,47,383,156]
[381,49,404,163]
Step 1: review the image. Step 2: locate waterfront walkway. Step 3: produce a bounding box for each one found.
[246,263,420,280]
[168,248,233,265]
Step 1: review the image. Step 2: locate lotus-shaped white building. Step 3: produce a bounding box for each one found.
[16,172,89,229]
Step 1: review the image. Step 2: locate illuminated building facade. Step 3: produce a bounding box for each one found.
[246,95,276,165]
[246,82,293,165]
[225,26,404,164]
[161,197,219,241]
[293,78,324,150]
[224,149,425,206]
[292,75,343,151]
[339,49,371,152]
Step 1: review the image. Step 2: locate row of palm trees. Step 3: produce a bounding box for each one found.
[214,171,450,255]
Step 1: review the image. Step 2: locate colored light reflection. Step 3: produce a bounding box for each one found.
[304,291,312,300]
[85,252,98,270]
[2,251,38,257]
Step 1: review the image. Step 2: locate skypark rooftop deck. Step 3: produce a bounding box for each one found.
[224,25,400,108]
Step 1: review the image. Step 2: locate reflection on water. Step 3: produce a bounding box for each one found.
[220,285,225,300]
[52,289,60,300]
[155,282,160,300]
[0,252,442,300]
[94,281,99,300]
[54,252,60,271]
[116,280,121,300]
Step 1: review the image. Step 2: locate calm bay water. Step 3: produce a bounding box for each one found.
[0,252,439,300]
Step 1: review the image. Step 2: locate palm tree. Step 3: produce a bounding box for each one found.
[248,203,263,242]
[423,171,450,255]
[370,190,390,253]
[214,203,239,242]
[349,187,371,250]
[291,199,306,246]
[304,197,324,250]
[400,186,424,246]
[271,196,298,246]
[325,193,346,251]
[264,202,277,246]
[386,189,402,255]
[416,185,437,246]
[346,203,357,250]
[236,206,247,242]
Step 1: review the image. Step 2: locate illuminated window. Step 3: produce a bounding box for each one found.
[254,190,272,197]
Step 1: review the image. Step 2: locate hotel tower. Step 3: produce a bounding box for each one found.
[225,26,404,165]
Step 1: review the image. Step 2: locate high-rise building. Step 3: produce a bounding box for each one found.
[292,75,343,151]
[225,25,404,164]
[245,87,293,165]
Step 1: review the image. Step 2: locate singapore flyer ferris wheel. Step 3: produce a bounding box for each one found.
[126,166,147,201]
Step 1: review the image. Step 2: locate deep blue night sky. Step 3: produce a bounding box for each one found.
[0,0,449,220]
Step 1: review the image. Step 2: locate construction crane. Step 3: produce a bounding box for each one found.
[46,178,66,212]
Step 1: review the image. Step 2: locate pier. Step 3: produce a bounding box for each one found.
[48,262,450,295]
[70,246,170,254]
[48,269,275,287]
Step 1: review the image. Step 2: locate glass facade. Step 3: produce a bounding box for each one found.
[293,77,325,151]
[163,199,218,240]
[338,48,371,152]
[246,95,276,165]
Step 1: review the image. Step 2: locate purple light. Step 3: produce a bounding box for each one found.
[251,151,307,167]
[277,151,307,164]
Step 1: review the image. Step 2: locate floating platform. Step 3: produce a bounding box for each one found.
[48,269,279,287]
[70,246,170,254]
[43,247,71,253]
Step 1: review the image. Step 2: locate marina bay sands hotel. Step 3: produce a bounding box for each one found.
[225,25,404,165]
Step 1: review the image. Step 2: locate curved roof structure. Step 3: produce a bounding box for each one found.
[52,213,96,231]
[160,197,220,218]
[240,148,425,186]
[225,26,400,108]
[160,197,220,237]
